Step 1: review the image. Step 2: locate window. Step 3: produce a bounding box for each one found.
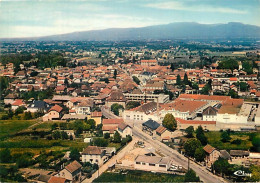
[149,163,155,166]
[159,164,166,167]
[136,162,141,164]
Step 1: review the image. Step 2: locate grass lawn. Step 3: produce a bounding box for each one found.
[0,120,38,140]
[205,131,253,151]
[0,135,87,152]
[93,170,185,182]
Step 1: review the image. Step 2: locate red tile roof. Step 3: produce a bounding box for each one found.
[48,104,63,113]
[102,118,124,125]
[91,111,102,117]
[48,176,66,183]
[12,99,24,106]
[156,126,167,134]
[160,99,207,114]
[82,146,103,155]
[65,160,82,173]
[203,144,216,154]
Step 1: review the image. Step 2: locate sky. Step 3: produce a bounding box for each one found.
[0,0,259,38]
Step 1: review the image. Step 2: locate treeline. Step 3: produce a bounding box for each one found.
[0,51,67,73]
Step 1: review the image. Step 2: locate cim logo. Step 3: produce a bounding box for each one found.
[234,170,252,177]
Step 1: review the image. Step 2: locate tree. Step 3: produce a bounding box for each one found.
[61,131,69,139]
[251,135,260,152]
[24,111,33,120]
[196,126,208,145]
[113,131,122,143]
[184,138,202,157]
[238,82,248,92]
[70,148,80,161]
[170,63,175,71]
[104,133,110,139]
[201,84,210,95]
[212,158,232,176]
[93,138,108,147]
[218,58,239,71]
[15,106,26,115]
[0,148,12,163]
[86,119,96,130]
[192,82,199,90]
[162,113,177,131]
[51,123,58,131]
[183,73,189,85]
[185,126,194,138]
[194,147,206,162]
[248,165,260,182]
[52,131,61,140]
[176,74,182,85]
[113,69,117,79]
[132,76,140,85]
[64,78,69,86]
[111,103,124,116]
[184,169,200,182]
[221,131,231,142]
[228,89,238,98]
[126,101,141,110]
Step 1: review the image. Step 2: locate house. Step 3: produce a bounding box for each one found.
[142,119,160,136]
[57,160,82,182]
[43,104,63,121]
[11,99,25,110]
[81,146,107,166]
[140,60,158,66]
[203,144,220,167]
[4,93,17,105]
[87,111,102,125]
[75,99,94,115]
[118,123,132,138]
[134,155,172,172]
[27,100,50,113]
[155,126,172,142]
[105,90,127,108]
[102,125,118,136]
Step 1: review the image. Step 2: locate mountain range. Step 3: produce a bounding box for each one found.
[2,22,260,41]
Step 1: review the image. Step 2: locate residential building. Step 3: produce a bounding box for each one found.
[43,104,63,121]
[203,144,220,167]
[27,100,50,113]
[155,126,172,142]
[57,160,82,182]
[81,146,107,166]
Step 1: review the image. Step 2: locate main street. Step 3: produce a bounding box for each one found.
[101,106,227,183]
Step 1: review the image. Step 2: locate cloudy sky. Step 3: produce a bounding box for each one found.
[0,0,259,38]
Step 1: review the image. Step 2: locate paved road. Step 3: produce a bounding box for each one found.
[132,127,226,183]
[101,107,226,183]
[82,138,137,183]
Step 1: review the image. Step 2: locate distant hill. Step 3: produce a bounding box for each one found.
[2,22,260,41]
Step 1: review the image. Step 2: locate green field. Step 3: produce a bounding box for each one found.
[205,131,253,151]
[93,170,185,182]
[0,120,38,140]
